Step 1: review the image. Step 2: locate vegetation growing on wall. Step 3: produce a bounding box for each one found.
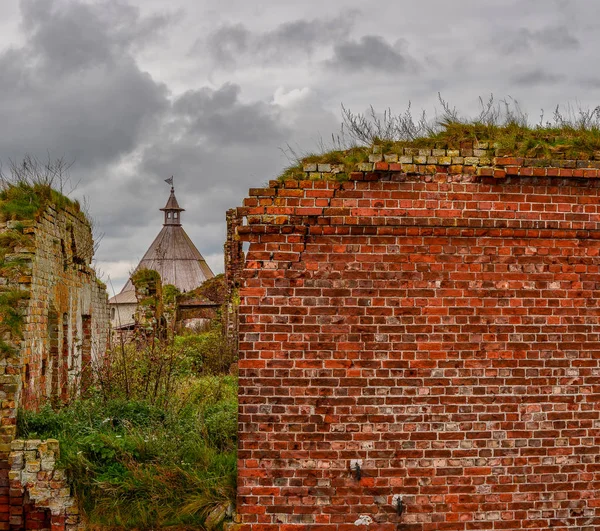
[0,158,86,358]
[0,289,30,355]
[0,156,84,222]
[180,273,227,306]
[279,96,600,180]
[131,268,165,330]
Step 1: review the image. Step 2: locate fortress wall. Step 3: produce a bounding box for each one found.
[230,145,600,530]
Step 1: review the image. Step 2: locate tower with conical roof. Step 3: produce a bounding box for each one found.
[109,183,215,329]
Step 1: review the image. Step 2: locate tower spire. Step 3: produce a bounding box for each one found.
[160,176,184,226]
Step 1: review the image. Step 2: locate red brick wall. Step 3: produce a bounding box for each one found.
[234,161,600,530]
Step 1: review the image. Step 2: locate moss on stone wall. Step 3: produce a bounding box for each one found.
[0,214,35,357]
[0,182,83,223]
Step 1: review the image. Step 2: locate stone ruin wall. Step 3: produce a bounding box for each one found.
[20,203,109,408]
[0,200,109,530]
[229,145,600,531]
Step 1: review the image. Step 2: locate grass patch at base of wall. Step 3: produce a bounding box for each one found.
[17,375,237,530]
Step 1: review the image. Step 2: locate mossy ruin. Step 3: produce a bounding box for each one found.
[131,268,164,325]
[0,181,84,223]
[0,182,82,358]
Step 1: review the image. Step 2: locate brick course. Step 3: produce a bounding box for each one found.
[231,150,600,530]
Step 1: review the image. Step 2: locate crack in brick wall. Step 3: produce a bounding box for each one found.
[229,145,600,530]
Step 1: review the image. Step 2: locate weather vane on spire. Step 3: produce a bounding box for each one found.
[164,176,174,191]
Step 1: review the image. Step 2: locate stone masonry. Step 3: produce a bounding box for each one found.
[0,198,109,530]
[9,439,79,531]
[230,144,600,531]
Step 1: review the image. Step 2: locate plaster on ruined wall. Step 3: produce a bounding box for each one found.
[230,144,600,530]
[109,301,137,330]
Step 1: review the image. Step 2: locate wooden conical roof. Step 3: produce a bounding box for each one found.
[110,186,214,302]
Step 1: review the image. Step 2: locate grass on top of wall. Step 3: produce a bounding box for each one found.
[0,156,84,222]
[278,96,600,180]
[0,158,85,358]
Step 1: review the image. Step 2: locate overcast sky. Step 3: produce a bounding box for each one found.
[0,0,597,294]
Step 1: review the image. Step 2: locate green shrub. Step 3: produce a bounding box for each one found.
[175,327,236,375]
[0,182,42,220]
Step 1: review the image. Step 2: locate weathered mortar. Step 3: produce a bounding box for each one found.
[0,198,108,530]
[229,144,600,530]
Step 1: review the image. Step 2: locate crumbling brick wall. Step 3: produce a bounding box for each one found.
[0,199,108,530]
[15,202,109,408]
[231,145,600,530]
[9,439,80,530]
[225,208,244,354]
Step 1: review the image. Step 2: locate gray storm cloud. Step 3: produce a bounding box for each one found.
[200,13,356,68]
[326,36,416,72]
[0,0,169,168]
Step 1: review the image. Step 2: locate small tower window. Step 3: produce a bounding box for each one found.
[174,212,178,219]
[167,212,171,219]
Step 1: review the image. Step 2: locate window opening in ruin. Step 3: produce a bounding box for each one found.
[60,239,67,271]
[111,308,116,319]
[81,315,92,390]
[70,225,85,266]
[47,309,59,399]
[70,226,77,258]
[61,314,69,401]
